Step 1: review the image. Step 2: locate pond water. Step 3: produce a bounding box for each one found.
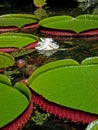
[1,1,98,130]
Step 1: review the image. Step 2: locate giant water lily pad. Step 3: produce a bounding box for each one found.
[0,13,39,32]
[28,57,98,124]
[0,52,15,72]
[39,14,98,37]
[0,33,39,52]
[86,120,98,130]
[0,74,32,129]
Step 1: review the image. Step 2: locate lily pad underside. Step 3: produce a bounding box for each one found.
[0,74,31,129]
[39,14,98,36]
[0,33,39,52]
[28,57,98,124]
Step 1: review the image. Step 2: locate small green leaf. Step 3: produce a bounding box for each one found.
[34,0,47,7]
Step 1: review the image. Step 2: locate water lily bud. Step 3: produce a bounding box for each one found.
[16,59,26,68]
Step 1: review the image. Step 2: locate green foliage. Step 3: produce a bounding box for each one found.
[0,74,12,85]
[33,0,47,8]
[32,110,50,125]
[11,48,35,58]
[39,15,72,25]
[39,14,98,33]
[0,74,31,128]
[0,13,38,28]
[0,52,15,68]
[86,120,98,130]
[0,32,39,49]
[34,8,48,20]
[81,57,98,65]
[28,59,79,84]
[77,14,98,21]
[29,57,98,115]
[14,82,31,101]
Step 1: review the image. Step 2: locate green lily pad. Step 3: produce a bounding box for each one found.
[28,57,98,115]
[39,14,98,33]
[86,120,98,130]
[0,32,39,52]
[0,52,15,68]
[0,74,31,128]
[0,13,38,28]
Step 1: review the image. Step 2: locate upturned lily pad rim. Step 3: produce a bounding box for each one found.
[0,74,31,128]
[0,52,15,69]
[0,13,38,28]
[0,32,39,51]
[39,14,98,33]
[28,57,98,115]
[85,120,98,130]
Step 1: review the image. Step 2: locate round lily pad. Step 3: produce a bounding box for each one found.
[39,14,98,37]
[28,57,98,124]
[0,74,32,129]
[0,13,39,33]
[86,120,98,130]
[0,33,39,52]
[0,52,15,72]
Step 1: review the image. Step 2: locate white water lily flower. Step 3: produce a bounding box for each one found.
[35,38,59,56]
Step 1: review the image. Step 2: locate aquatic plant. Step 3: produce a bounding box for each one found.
[32,110,49,125]
[0,32,39,53]
[33,0,47,8]
[0,52,15,72]
[16,59,26,68]
[86,120,98,130]
[0,74,33,130]
[34,8,48,20]
[0,13,39,33]
[39,14,98,40]
[28,56,98,124]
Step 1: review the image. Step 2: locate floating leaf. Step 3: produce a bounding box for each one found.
[28,57,98,124]
[0,74,12,85]
[14,82,31,101]
[0,74,32,129]
[0,52,15,69]
[39,14,98,37]
[81,57,98,65]
[0,13,39,32]
[28,59,79,84]
[0,33,39,52]
[86,120,98,130]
